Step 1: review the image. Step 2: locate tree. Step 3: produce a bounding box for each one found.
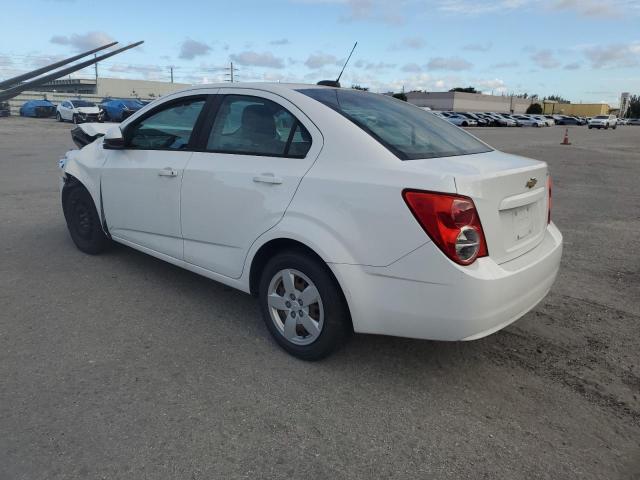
[626,94,640,118]
[351,84,369,91]
[449,87,479,94]
[392,92,407,101]
[526,103,543,114]
[544,94,570,104]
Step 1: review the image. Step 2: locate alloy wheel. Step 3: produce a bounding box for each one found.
[266,269,324,346]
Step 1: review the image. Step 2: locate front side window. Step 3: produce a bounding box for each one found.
[127,97,205,150]
[207,95,311,157]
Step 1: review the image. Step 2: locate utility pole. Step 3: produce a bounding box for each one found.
[224,62,238,83]
[94,53,98,95]
[169,66,174,83]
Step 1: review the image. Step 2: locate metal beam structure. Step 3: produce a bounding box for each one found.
[0,42,118,90]
[0,41,144,102]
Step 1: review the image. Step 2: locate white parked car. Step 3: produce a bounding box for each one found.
[529,115,554,126]
[512,115,545,127]
[588,115,617,130]
[56,99,102,123]
[58,83,562,360]
[441,112,478,127]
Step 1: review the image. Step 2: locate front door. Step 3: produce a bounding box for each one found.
[101,95,208,259]
[182,90,322,278]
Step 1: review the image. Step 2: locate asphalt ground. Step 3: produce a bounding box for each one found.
[1,117,639,479]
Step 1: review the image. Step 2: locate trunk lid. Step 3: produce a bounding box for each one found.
[451,151,548,264]
[404,150,549,264]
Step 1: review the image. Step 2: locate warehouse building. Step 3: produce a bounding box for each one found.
[542,101,609,116]
[405,91,534,113]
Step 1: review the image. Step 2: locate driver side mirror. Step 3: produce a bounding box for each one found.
[103,127,125,150]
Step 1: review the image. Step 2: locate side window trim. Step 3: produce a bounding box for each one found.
[123,94,209,152]
[199,93,312,159]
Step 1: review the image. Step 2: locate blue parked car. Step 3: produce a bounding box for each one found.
[19,99,57,118]
[99,98,145,122]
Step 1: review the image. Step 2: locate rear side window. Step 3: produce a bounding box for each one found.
[207,95,311,158]
[127,97,205,150]
[298,89,491,160]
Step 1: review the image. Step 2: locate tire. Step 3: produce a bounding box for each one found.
[605,124,609,130]
[258,250,351,360]
[56,112,62,122]
[589,126,592,129]
[72,114,78,124]
[613,125,617,130]
[62,185,111,255]
[462,121,468,127]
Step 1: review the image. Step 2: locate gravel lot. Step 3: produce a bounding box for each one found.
[1,117,639,479]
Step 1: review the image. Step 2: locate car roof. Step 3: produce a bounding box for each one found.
[173,82,336,95]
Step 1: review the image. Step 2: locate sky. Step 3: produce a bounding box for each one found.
[1,0,639,106]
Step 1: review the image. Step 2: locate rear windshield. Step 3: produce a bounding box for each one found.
[297,88,492,160]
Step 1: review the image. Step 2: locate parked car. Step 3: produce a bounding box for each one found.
[588,115,617,130]
[99,98,145,122]
[0,101,9,117]
[56,99,103,124]
[627,118,640,125]
[554,115,583,126]
[512,115,545,127]
[441,112,478,127]
[19,99,56,118]
[458,112,489,126]
[59,84,562,360]
[483,113,517,127]
[529,115,554,126]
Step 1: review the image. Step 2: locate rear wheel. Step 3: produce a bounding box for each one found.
[56,112,62,122]
[258,250,351,360]
[63,185,111,254]
[72,114,78,124]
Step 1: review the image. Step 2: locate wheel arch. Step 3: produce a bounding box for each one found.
[247,237,353,330]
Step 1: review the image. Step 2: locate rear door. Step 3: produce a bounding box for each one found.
[181,88,322,278]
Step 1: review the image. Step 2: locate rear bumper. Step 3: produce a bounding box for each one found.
[331,223,562,341]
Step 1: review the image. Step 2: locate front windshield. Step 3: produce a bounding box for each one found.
[72,100,95,107]
[298,88,492,160]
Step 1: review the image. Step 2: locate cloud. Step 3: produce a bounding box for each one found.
[530,49,560,68]
[270,38,290,45]
[179,39,211,60]
[354,60,396,71]
[390,36,426,50]
[50,31,116,51]
[563,62,581,70]
[304,52,341,69]
[476,78,507,93]
[437,0,531,14]
[427,56,472,71]
[582,42,640,68]
[108,63,165,80]
[230,51,285,68]
[292,0,409,25]
[463,42,492,52]
[549,0,639,17]
[401,63,423,73]
[491,61,519,69]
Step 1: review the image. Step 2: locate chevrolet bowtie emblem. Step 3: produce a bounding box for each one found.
[526,178,538,189]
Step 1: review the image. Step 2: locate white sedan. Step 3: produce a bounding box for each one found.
[59,83,562,360]
[512,115,545,127]
[440,112,478,127]
[56,99,102,123]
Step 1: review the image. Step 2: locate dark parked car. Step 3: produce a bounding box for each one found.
[99,98,145,122]
[19,99,56,118]
[0,101,9,117]
[555,116,584,126]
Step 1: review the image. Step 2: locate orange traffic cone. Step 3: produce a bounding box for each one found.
[561,128,571,145]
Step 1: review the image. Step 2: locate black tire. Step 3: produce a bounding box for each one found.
[605,124,609,130]
[613,125,617,130]
[62,185,111,255]
[56,112,62,122]
[588,125,592,129]
[258,250,351,360]
[72,114,78,124]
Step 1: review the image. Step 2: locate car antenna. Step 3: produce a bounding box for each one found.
[317,42,358,88]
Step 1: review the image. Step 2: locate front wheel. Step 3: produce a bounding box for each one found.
[56,112,62,122]
[258,251,351,360]
[63,185,111,254]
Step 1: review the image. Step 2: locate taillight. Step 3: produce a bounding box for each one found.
[402,190,488,266]
[547,175,552,224]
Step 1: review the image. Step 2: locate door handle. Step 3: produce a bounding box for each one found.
[253,173,283,185]
[158,167,178,177]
